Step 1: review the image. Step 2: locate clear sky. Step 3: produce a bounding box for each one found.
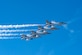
[0,0,82,55]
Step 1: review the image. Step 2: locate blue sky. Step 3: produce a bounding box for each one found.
[0,0,82,55]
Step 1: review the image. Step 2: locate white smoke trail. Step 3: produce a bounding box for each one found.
[0,24,44,29]
[0,33,20,36]
[0,37,20,39]
[0,29,37,33]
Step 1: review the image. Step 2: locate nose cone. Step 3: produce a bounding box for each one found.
[51,27,59,30]
[45,32,50,34]
[58,22,66,25]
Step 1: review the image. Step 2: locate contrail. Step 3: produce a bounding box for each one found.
[0,24,44,29]
[0,29,37,33]
[0,37,20,39]
[62,24,75,33]
[62,18,77,33]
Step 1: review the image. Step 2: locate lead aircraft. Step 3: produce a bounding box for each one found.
[46,20,66,26]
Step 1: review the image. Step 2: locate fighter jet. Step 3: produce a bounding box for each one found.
[36,30,50,35]
[38,25,58,31]
[30,31,40,37]
[21,32,40,41]
[21,34,33,41]
[46,20,66,26]
[31,30,50,35]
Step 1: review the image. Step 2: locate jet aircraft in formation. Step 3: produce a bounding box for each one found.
[21,20,66,41]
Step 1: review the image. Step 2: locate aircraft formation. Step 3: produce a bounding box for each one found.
[21,20,66,41]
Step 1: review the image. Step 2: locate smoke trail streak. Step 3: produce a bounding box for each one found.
[0,33,20,36]
[0,37,20,39]
[0,29,37,32]
[0,24,44,29]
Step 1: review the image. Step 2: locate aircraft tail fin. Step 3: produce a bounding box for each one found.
[46,20,51,24]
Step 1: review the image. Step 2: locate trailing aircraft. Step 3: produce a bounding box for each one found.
[21,34,33,41]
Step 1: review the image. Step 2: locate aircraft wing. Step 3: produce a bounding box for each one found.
[38,26,44,30]
[30,31,36,35]
[21,34,27,39]
[44,26,58,30]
